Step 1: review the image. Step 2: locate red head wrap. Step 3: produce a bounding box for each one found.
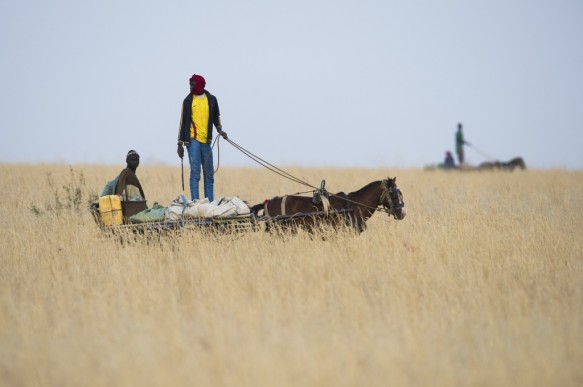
[189,74,206,95]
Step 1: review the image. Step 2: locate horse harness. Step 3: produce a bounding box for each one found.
[263,192,332,217]
[379,179,404,219]
[311,181,331,214]
[262,179,401,219]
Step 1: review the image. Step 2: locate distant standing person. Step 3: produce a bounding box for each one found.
[455,123,470,165]
[177,74,228,201]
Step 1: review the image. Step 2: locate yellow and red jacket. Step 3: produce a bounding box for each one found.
[177,90,222,145]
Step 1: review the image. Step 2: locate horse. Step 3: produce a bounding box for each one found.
[250,177,406,234]
[478,157,526,171]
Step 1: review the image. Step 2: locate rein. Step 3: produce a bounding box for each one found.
[193,135,221,175]
[221,138,402,217]
[212,135,220,173]
[224,138,319,190]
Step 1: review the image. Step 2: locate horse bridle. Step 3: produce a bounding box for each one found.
[379,179,404,219]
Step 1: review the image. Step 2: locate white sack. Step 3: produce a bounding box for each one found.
[165,195,250,221]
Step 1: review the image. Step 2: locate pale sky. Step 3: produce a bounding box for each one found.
[1,0,582,169]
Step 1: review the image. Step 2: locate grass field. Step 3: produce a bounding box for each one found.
[1,164,582,387]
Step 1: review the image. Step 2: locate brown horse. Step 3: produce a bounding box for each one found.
[250,178,406,233]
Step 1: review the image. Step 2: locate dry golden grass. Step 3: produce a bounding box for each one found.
[1,164,582,387]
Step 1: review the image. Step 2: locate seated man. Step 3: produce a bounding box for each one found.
[444,151,456,168]
[101,150,146,200]
[115,150,146,200]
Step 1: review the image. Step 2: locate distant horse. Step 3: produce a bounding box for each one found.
[250,178,406,234]
[478,157,526,171]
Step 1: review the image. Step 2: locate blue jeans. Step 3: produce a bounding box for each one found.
[187,141,214,201]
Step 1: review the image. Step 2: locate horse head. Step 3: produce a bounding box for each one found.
[380,178,406,220]
[510,157,526,170]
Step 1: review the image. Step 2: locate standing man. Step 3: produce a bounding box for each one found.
[177,74,228,201]
[455,123,470,165]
